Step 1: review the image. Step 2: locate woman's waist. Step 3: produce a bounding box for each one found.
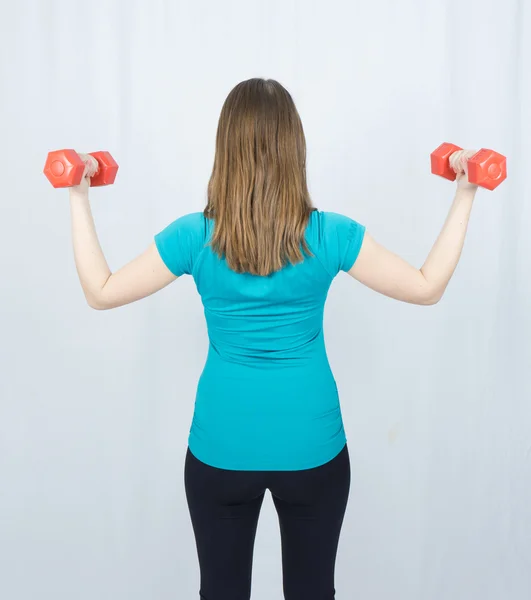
[201,344,335,377]
[198,363,337,401]
[195,365,340,421]
[191,395,344,442]
[204,331,329,370]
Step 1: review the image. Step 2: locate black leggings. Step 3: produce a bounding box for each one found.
[184,444,351,600]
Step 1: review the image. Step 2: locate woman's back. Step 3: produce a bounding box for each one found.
[155,209,365,470]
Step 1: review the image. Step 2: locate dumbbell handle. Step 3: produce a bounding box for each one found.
[430,142,507,191]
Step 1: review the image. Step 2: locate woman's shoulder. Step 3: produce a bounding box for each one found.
[307,209,361,240]
[162,211,213,240]
[175,211,209,228]
[306,209,366,275]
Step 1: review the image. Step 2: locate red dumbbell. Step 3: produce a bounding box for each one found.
[430,142,507,191]
[44,149,119,188]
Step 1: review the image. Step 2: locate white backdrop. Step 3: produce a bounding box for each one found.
[1,1,530,599]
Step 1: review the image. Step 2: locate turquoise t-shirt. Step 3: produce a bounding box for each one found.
[154,210,365,471]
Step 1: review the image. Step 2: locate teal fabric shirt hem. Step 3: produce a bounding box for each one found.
[188,429,348,471]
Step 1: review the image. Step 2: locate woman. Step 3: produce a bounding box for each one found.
[69,78,478,599]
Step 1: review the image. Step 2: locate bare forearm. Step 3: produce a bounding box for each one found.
[69,190,111,305]
[420,187,476,300]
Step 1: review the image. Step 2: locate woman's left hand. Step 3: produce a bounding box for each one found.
[450,149,479,192]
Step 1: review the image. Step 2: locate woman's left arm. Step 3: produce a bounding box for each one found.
[69,166,176,310]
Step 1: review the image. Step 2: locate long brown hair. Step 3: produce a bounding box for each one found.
[205,78,314,276]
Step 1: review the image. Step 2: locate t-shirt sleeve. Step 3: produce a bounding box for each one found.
[321,211,366,275]
[154,212,205,277]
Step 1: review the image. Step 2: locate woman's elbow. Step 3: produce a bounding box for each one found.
[419,295,440,306]
[87,298,106,310]
[418,286,443,306]
[86,292,112,310]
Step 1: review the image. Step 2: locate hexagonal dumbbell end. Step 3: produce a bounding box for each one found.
[88,151,119,187]
[467,148,507,191]
[430,142,463,181]
[43,149,85,188]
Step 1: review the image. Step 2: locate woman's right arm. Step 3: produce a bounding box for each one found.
[348,151,479,305]
[68,155,177,310]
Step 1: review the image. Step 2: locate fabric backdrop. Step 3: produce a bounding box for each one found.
[1,1,530,599]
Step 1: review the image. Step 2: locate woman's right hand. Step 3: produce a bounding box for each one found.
[70,153,99,196]
[450,149,479,192]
